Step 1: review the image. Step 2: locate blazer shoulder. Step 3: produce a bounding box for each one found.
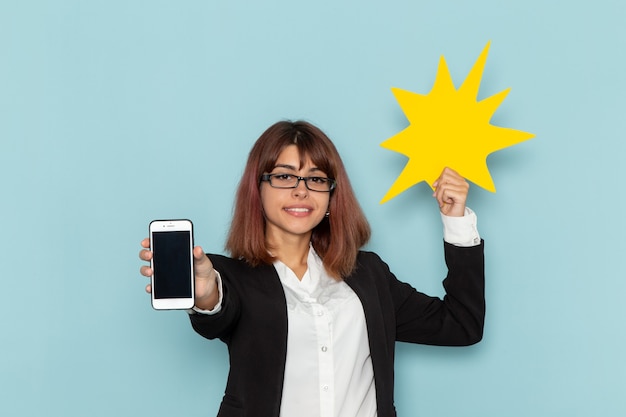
[356,249,384,264]
[205,253,281,296]
[206,253,274,276]
[350,250,394,283]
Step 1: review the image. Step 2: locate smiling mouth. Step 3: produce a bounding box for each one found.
[284,207,312,213]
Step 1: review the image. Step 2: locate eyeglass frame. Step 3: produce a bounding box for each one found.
[260,173,337,192]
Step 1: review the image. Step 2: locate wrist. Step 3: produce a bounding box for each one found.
[193,269,221,311]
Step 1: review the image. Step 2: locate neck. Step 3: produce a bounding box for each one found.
[267,233,311,280]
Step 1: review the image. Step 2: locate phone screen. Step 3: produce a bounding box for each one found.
[151,230,193,299]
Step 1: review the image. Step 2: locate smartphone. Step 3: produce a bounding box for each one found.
[149,219,195,310]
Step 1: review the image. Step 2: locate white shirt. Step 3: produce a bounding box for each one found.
[193,208,480,417]
[274,247,376,417]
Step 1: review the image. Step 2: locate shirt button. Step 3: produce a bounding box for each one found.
[316,310,324,316]
[321,346,328,352]
[322,385,329,391]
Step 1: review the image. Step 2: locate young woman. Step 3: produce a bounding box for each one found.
[139,120,485,417]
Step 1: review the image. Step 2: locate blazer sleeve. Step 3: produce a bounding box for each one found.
[188,254,242,343]
[390,240,485,346]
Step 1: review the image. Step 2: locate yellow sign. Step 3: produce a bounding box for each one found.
[380,42,535,203]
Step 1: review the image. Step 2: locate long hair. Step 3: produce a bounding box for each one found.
[225,120,371,278]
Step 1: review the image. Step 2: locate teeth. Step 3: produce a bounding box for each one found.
[286,208,310,212]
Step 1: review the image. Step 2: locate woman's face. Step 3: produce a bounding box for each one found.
[260,145,331,244]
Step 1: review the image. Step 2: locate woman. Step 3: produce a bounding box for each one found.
[139,120,485,417]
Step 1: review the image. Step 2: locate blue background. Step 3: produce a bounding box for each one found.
[2,1,624,416]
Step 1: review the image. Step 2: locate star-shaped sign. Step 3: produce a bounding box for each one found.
[380,42,534,204]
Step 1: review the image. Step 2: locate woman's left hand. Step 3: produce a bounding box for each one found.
[432,167,469,217]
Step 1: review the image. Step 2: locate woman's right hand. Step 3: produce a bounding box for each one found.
[139,238,220,310]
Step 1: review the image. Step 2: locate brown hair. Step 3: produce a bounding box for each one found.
[225,120,371,278]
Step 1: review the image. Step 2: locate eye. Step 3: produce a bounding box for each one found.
[273,173,294,182]
[308,176,328,184]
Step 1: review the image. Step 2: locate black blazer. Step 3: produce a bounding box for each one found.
[190,241,485,417]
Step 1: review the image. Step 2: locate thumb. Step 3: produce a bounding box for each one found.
[193,245,206,260]
[193,246,215,279]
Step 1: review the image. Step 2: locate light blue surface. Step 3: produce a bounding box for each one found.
[2,1,625,416]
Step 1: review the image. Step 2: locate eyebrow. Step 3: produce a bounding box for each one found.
[272,163,322,174]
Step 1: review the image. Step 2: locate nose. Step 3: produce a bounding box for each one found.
[292,177,309,198]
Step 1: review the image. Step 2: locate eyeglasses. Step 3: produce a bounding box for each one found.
[260,173,336,192]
